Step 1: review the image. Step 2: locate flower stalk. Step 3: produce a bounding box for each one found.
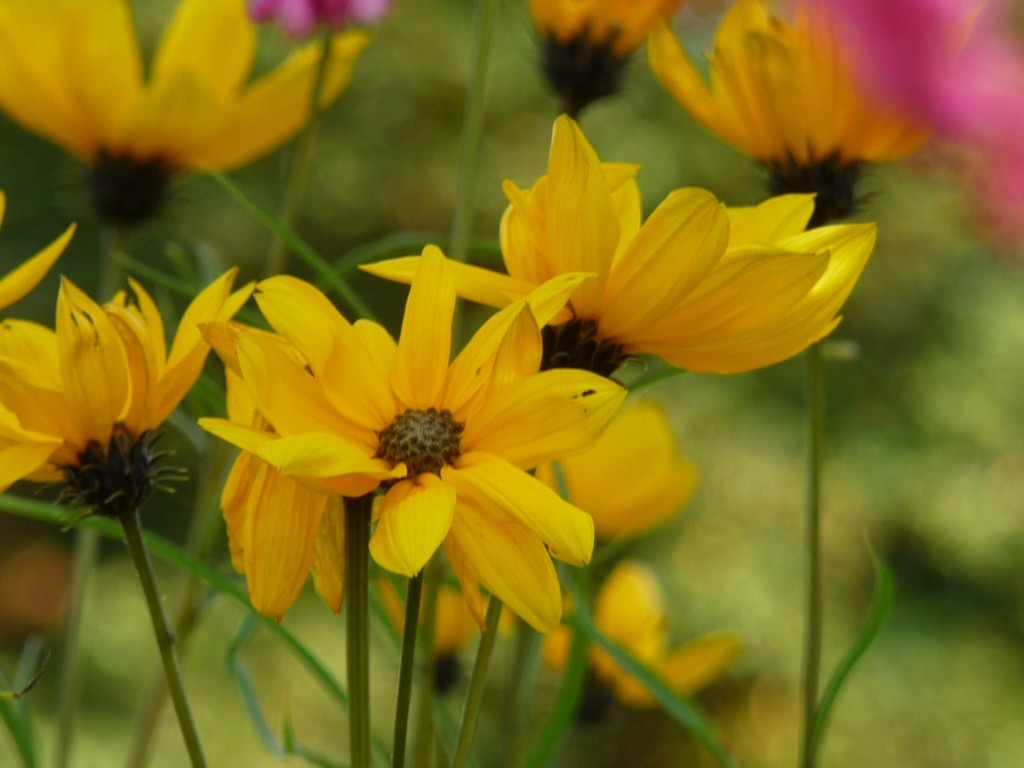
[411,559,441,768]
[450,596,504,768]
[392,573,424,768]
[345,493,374,768]
[264,30,336,277]
[800,341,825,768]
[119,506,207,768]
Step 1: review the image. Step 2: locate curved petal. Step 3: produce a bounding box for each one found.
[0,223,75,311]
[310,498,346,613]
[462,369,625,470]
[361,256,536,310]
[0,440,62,492]
[726,194,815,247]
[446,497,562,632]
[392,246,455,410]
[152,0,255,102]
[445,452,594,566]
[189,31,370,170]
[369,475,455,577]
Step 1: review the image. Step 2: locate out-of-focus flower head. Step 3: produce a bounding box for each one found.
[823,0,1024,245]
[648,0,929,226]
[0,0,370,227]
[0,272,252,519]
[200,247,625,630]
[530,0,681,116]
[249,0,390,39]
[543,560,740,718]
[536,400,696,540]
[364,116,877,376]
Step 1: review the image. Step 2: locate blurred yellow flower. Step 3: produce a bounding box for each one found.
[0,271,252,514]
[536,400,696,540]
[530,0,680,114]
[648,0,928,224]
[200,247,625,630]
[0,0,369,225]
[0,192,75,312]
[543,560,740,713]
[364,116,877,375]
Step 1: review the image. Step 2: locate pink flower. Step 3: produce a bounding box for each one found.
[249,0,390,38]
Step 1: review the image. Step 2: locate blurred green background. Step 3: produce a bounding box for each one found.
[1,0,1023,766]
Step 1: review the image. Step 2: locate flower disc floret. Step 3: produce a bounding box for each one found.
[377,407,464,477]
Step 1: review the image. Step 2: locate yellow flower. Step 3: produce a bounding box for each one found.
[531,0,681,115]
[0,192,75,312]
[543,560,740,712]
[200,247,625,630]
[363,116,877,375]
[536,400,696,540]
[648,0,928,224]
[0,0,369,225]
[0,271,252,513]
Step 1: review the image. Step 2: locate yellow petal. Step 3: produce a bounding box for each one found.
[0,440,62,493]
[656,634,741,696]
[56,278,130,448]
[0,319,60,389]
[601,188,728,339]
[0,359,74,442]
[463,369,625,470]
[361,256,536,310]
[369,475,455,577]
[392,246,455,410]
[240,457,329,619]
[152,0,255,103]
[311,498,346,613]
[0,222,74,310]
[445,452,594,566]
[189,31,370,170]
[446,498,561,632]
[727,194,815,246]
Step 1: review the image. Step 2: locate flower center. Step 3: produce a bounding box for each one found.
[541,319,628,378]
[60,426,184,519]
[767,154,861,228]
[376,408,464,477]
[540,30,628,118]
[84,151,176,227]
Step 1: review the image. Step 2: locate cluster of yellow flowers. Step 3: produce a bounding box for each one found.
[0,0,930,746]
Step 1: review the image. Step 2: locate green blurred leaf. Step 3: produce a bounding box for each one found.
[521,624,588,768]
[0,642,45,768]
[811,542,896,754]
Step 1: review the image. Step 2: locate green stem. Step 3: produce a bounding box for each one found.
[411,560,441,768]
[499,619,540,768]
[119,508,206,768]
[450,596,503,768]
[392,574,423,768]
[263,30,335,277]
[345,494,374,768]
[54,526,99,768]
[124,441,232,768]
[799,341,825,768]
[448,0,495,266]
[99,227,126,298]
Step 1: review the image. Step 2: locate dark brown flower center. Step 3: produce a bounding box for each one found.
[59,425,184,519]
[376,408,464,477]
[539,29,629,118]
[541,318,628,378]
[84,151,176,227]
[767,154,861,228]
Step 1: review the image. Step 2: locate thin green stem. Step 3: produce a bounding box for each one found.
[345,494,374,768]
[448,0,495,266]
[499,619,540,768]
[124,441,233,768]
[411,560,441,768]
[99,227,126,298]
[392,574,424,768]
[54,526,99,768]
[119,508,206,768]
[799,341,825,768]
[264,30,335,277]
[450,596,503,768]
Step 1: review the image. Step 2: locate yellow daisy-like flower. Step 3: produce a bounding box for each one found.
[531,0,681,115]
[200,247,625,630]
[0,0,369,226]
[536,400,696,540]
[0,270,252,513]
[648,0,928,225]
[0,192,75,313]
[544,560,740,714]
[363,116,877,376]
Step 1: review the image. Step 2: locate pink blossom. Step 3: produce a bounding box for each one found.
[249,0,390,38]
